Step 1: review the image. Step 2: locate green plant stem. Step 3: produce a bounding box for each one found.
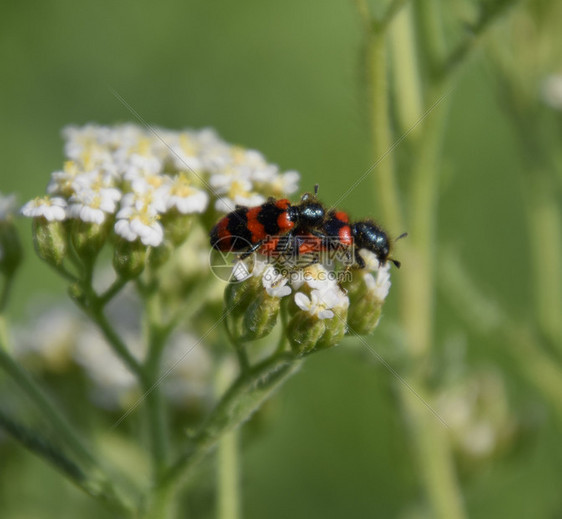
[53,262,79,283]
[161,353,300,490]
[400,90,449,364]
[224,310,250,373]
[389,2,424,135]
[358,2,466,516]
[366,28,403,232]
[142,484,177,519]
[215,359,240,519]
[399,384,466,519]
[90,305,144,378]
[441,0,522,79]
[397,97,464,519]
[143,287,171,482]
[99,277,128,307]
[414,0,446,77]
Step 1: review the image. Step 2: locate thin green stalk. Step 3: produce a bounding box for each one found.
[399,385,466,519]
[389,2,424,135]
[99,276,129,307]
[90,305,144,379]
[366,28,403,232]
[357,2,465,517]
[414,0,446,77]
[379,0,410,30]
[215,360,240,519]
[400,91,449,364]
[142,484,177,519]
[52,262,79,283]
[143,289,171,481]
[143,369,170,480]
[224,310,250,373]
[441,0,522,79]
[397,100,464,519]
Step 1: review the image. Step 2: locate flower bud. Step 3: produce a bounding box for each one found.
[224,276,280,342]
[287,282,349,355]
[32,218,67,267]
[287,304,348,355]
[71,220,110,259]
[160,211,194,246]
[343,266,390,335]
[148,241,173,269]
[113,240,146,279]
[286,312,327,355]
[314,305,347,350]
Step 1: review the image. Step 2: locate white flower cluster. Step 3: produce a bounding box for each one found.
[20,123,300,247]
[233,248,391,321]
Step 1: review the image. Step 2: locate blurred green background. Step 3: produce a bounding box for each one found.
[1,1,560,518]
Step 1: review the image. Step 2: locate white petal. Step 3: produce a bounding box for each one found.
[294,292,311,312]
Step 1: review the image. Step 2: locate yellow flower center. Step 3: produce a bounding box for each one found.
[227,179,252,199]
[170,173,196,197]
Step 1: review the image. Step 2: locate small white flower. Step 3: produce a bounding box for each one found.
[164,173,209,214]
[290,263,335,291]
[210,174,266,213]
[357,249,380,271]
[262,266,292,298]
[120,189,167,215]
[253,169,300,196]
[21,196,67,221]
[47,161,84,197]
[115,200,164,246]
[128,169,167,193]
[215,192,266,214]
[68,188,120,224]
[363,263,391,302]
[294,286,348,320]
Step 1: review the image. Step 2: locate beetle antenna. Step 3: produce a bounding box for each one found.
[314,184,319,196]
[395,232,408,241]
